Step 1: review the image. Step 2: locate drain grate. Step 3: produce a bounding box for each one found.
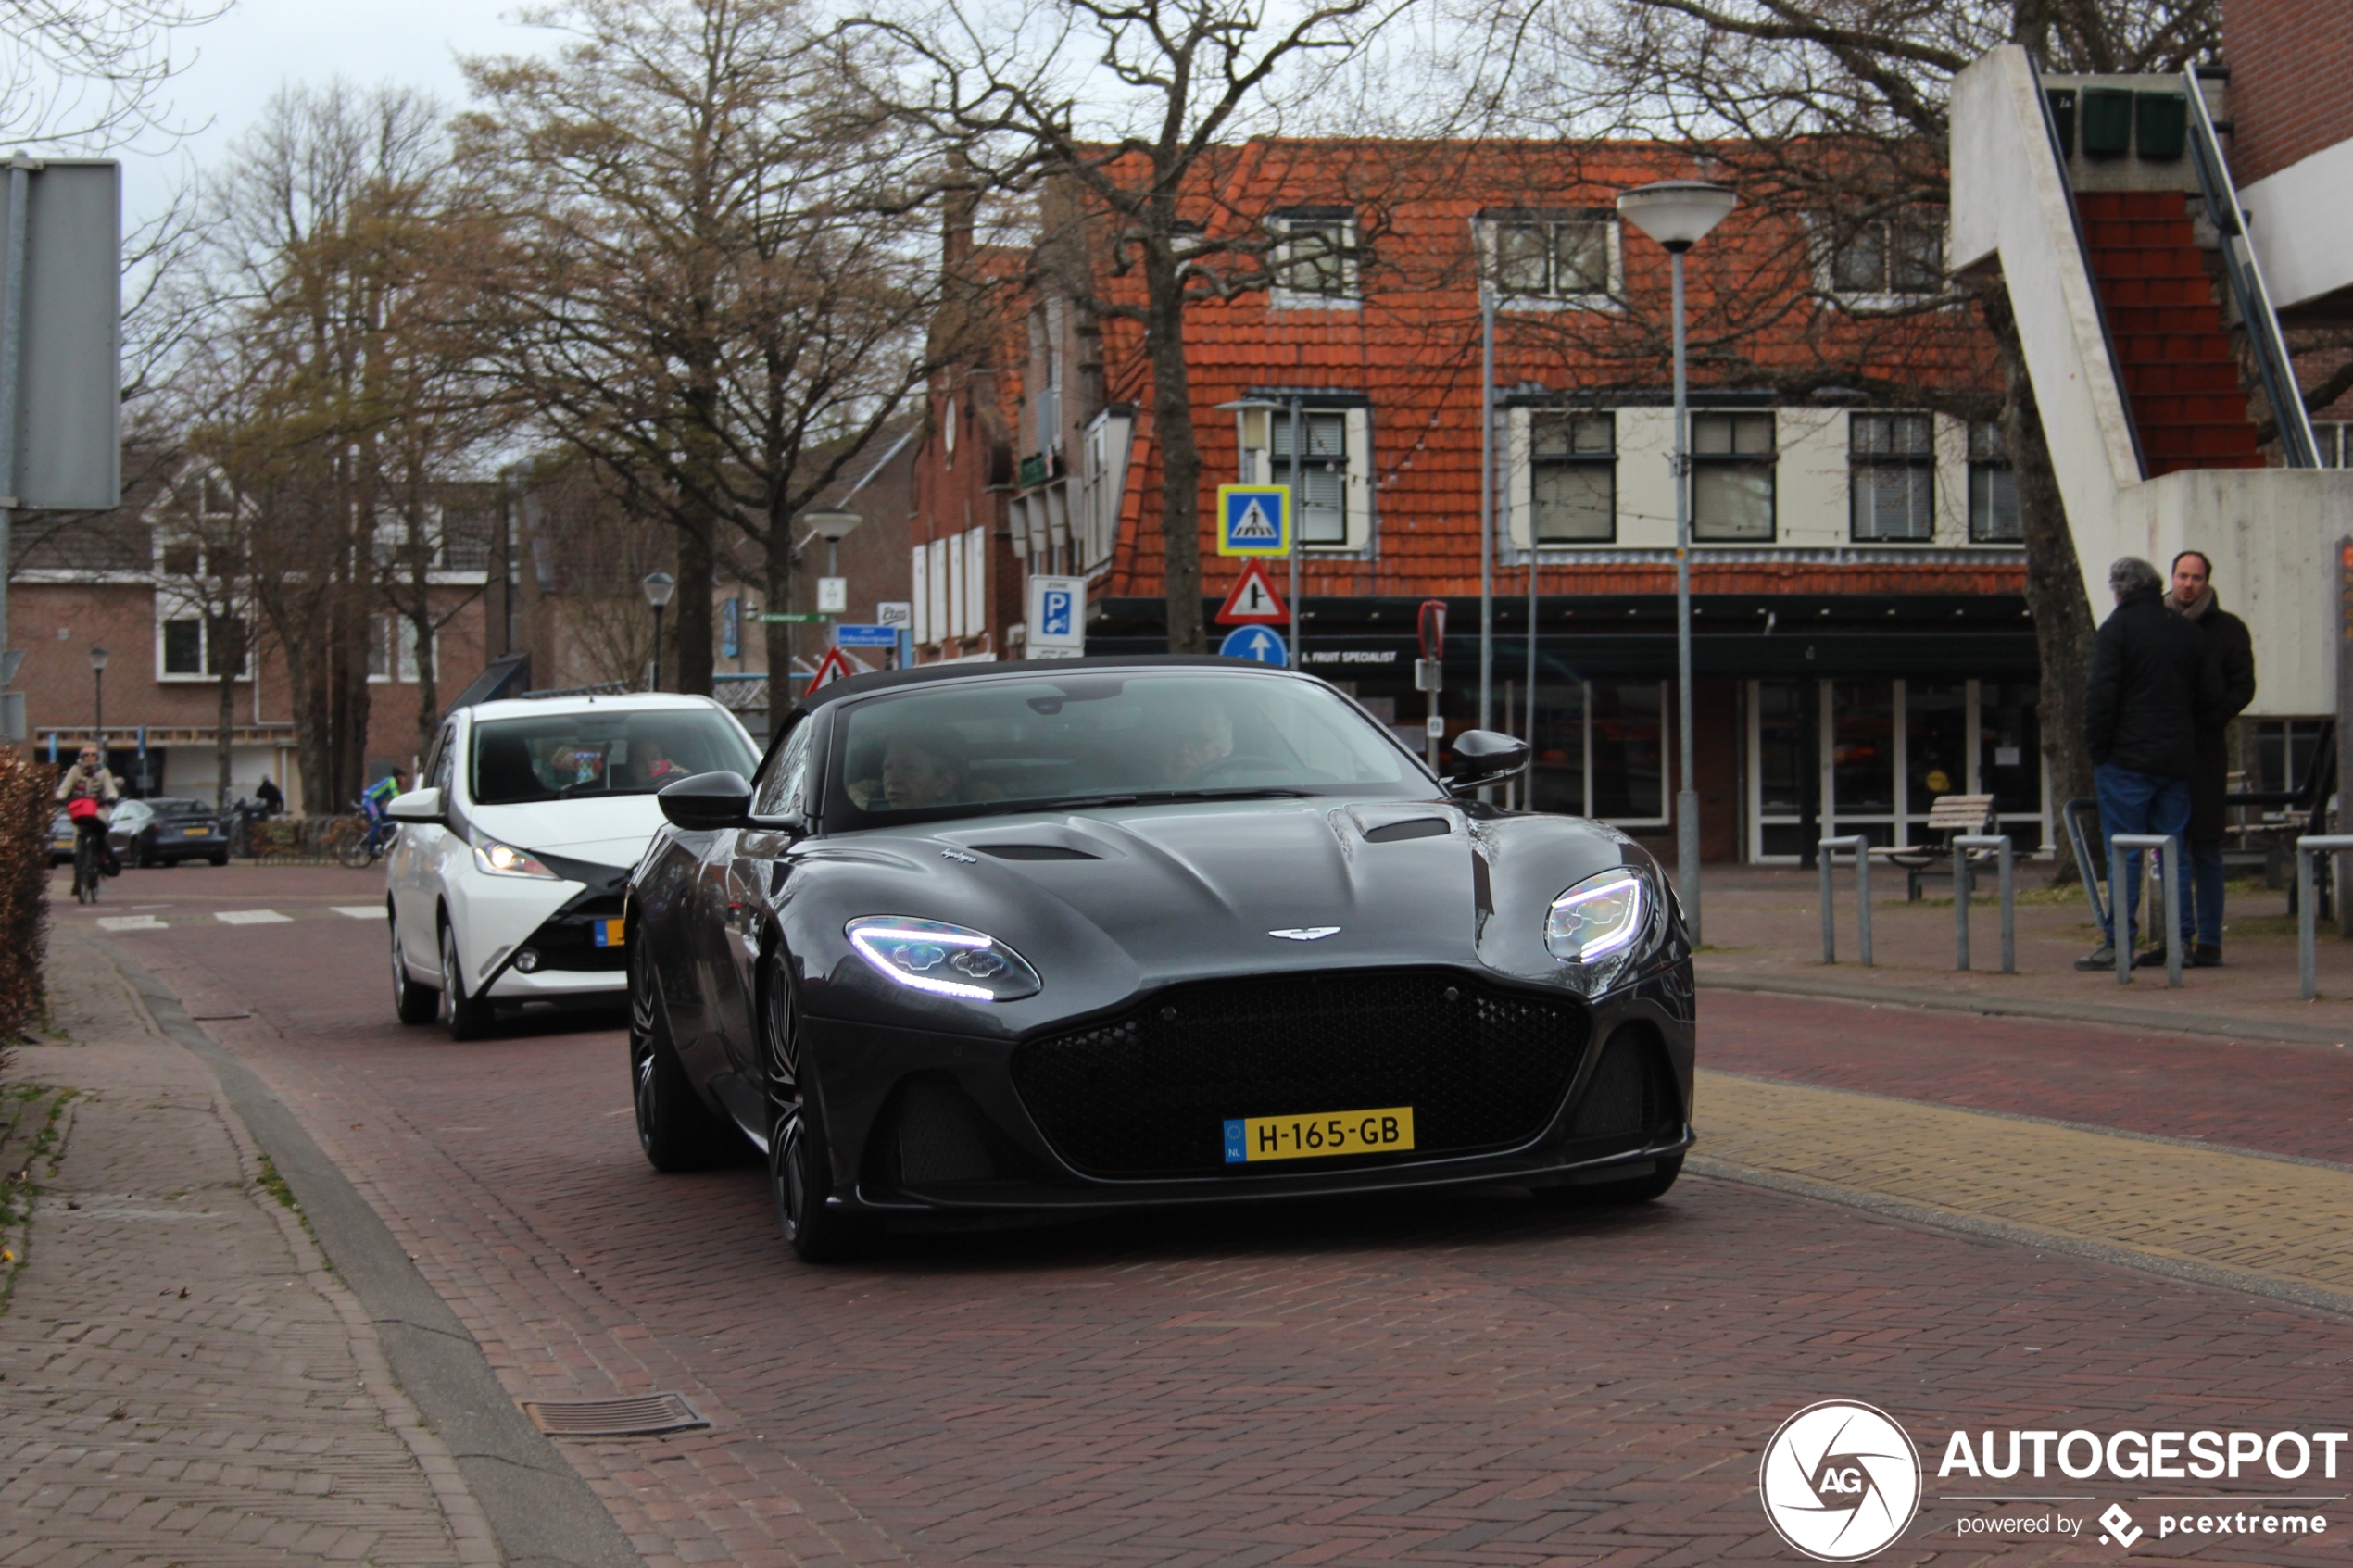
[520,1393,708,1437]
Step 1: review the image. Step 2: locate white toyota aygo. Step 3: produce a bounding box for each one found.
[383,693,761,1038]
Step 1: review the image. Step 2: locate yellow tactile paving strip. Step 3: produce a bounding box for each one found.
[1694,1070,2353,1303]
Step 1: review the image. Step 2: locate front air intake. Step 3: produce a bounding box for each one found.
[1567,1024,1681,1141]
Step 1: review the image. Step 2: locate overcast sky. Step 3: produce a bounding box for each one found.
[123,0,552,226]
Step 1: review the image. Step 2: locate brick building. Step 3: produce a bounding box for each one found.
[11,454,494,811]
[906,140,2045,865]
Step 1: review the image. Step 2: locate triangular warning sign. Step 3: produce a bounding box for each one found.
[1215,559,1290,625]
[807,646,857,690]
[1230,497,1279,541]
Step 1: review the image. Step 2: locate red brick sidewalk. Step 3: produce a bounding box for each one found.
[69,873,2353,1565]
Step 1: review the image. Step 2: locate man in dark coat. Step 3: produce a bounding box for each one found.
[2167,549,2255,966]
[2078,556,2225,969]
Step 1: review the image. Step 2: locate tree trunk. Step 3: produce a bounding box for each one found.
[1142,245,1205,654]
[1985,286,2098,877]
[331,596,374,806]
[765,527,793,715]
[674,509,715,695]
[409,602,440,761]
[212,614,246,814]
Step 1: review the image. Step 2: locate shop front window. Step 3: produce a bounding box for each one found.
[1907,683,1968,805]
[1589,680,1667,822]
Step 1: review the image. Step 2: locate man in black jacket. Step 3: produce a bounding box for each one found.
[2167,550,2256,966]
[2079,556,2225,970]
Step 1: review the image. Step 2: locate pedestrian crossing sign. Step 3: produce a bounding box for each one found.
[1216,484,1290,557]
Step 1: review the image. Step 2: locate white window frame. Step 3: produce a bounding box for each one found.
[1479,212,1623,311]
[1235,404,1374,552]
[366,615,437,684]
[1078,408,1134,572]
[911,544,932,645]
[1848,411,1938,544]
[1505,408,1618,548]
[1268,213,1360,310]
[1812,208,1948,311]
[155,594,253,684]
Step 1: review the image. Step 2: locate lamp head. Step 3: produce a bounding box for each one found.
[1617,181,1737,253]
[802,508,862,542]
[88,645,109,674]
[641,571,676,610]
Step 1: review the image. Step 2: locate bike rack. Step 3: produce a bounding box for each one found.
[1818,834,1872,966]
[2108,834,2183,986]
[2296,835,2353,1000]
[2060,797,2110,936]
[1950,834,2015,973]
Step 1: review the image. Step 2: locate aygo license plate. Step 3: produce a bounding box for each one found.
[1224,1106,1415,1164]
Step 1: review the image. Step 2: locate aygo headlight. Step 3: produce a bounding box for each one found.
[1543,866,1659,996]
[845,917,1041,1003]
[468,826,558,880]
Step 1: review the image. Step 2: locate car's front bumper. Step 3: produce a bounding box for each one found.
[798,961,1696,1217]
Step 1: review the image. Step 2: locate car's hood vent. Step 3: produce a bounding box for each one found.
[978,844,1100,861]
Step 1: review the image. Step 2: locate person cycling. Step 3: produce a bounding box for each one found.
[361,768,409,825]
[55,744,121,886]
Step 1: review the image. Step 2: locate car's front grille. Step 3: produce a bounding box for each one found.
[1010,969,1588,1178]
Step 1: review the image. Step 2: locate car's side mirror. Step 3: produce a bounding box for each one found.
[1441,730,1531,797]
[386,786,444,824]
[659,771,755,831]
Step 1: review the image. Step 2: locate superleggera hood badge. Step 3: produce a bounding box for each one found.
[1267,926,1341,941]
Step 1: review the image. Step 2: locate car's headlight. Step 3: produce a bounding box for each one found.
[845,916,1040,1002]
[1544,866,1660,995]
[469,827,558,880]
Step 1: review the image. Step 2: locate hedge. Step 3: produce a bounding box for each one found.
[0,756,49,1038]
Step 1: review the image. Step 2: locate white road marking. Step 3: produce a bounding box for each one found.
[95,915,166,931]
[332,906,386,920]
[213,909,293,925]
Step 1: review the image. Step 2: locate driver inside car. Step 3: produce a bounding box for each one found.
[1159,704,1235,783]
[880,734,967,809]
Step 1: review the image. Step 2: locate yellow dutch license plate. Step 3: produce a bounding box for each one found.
[1224,1106,1415,1164]
[183,826,210,835]
[592,918,625,948]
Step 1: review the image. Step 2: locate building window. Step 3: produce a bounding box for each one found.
[1270,211,1357,307]
[1530,412,1615,542]
[1272,411,1350,544]
[1820,210,1944,302]
[368,616,434,683]
[159,613,247,679]
[1489,212,1617,303]
[2317,422,2349,467]
[1968,420,2022,542]
[1850,412,1935,541]
[158,540,203,576]
[1690,411,1776,542]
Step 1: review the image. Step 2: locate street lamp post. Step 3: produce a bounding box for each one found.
[640,572,675,690]
[88,644,107,746]
[1617,179,1737,947]
[800,508,863,583]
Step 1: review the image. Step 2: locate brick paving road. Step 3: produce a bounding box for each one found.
[56,868,2353,1565]
[0,927,497,1568]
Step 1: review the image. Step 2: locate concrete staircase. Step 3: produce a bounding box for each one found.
[2075,190,2263,475]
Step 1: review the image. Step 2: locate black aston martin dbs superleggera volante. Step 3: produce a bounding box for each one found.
[625,657,1694,1261]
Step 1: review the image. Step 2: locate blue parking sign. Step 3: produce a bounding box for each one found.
[1219,624,1288,665]
[1040,588,1074,637]
[1216,484,1290,557]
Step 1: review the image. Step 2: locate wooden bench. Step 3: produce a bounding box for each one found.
[1869,794,1999,900]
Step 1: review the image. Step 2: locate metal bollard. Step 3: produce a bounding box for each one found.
[2296,835,2353,1000]
[1951,834,2015,973]
[2108,833,2182,987]
[1818,834,1871,966]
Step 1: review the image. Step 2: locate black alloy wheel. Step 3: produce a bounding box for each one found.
[389,908,438,1025]
[627,930,730,1172]
[761,943,864,1262]
[437,919,495,1042]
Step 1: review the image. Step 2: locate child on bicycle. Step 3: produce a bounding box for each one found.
[56,744,121,878]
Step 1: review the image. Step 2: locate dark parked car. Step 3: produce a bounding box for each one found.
[623,657,1696,1261]
[48,809,76,865]
[116,797,231,867]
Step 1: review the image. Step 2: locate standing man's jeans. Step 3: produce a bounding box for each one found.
[2185,838,2227,948]
[2094,763,2192,948]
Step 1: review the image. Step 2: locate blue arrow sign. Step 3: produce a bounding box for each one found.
[835,623,899,647]
[1219,624,1289,665]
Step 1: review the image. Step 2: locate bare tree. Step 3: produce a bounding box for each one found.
[853,0,1431,652]
[0,0,229,147]
[459,0,945,695]
[1493,0,2221,822]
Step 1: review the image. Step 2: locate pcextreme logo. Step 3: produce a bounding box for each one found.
[1759,1400,1923,1562]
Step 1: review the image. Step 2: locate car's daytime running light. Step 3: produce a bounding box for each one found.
[1544,867,1658,995]
[470,831,559,880]
[845,917,1040,1002]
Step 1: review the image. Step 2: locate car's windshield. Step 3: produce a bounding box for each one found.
[825,671,1427,825]
[149,798,205,817]
[471,709,757,806]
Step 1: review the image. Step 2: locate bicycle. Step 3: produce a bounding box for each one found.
[332,804,398,869]
[71,823,105,904]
